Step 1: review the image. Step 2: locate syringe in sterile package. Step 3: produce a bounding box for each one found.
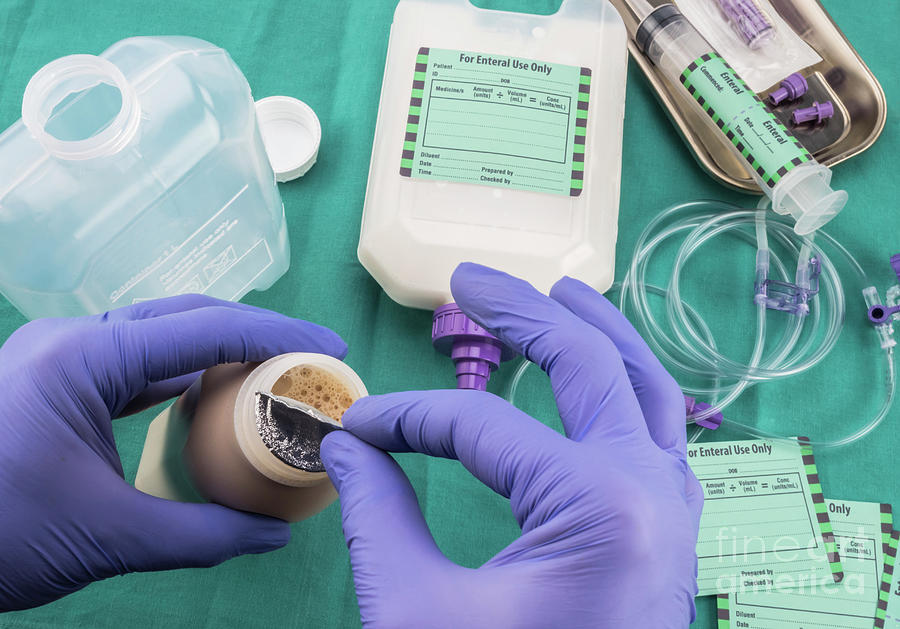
[628,1,846,235]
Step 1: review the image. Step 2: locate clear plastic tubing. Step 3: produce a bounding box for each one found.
[627,1,847,235]
[506,200,896,449]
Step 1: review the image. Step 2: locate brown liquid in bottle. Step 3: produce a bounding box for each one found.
[183,361,357,522]
[270,365,355,421]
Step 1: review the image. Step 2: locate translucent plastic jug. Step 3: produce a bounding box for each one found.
[0,36,289,319]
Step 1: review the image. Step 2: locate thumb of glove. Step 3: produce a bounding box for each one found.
[117,489,291,573]
[321,431,450,582]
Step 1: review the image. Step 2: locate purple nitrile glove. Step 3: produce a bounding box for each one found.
[322,263,702,628]
[0,294,347,611]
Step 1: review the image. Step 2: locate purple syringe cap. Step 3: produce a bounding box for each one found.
[769,72,808,106]
[432,303,516,391]
[791,100,834,125]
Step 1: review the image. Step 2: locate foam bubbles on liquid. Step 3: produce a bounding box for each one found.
[270,365,355,421]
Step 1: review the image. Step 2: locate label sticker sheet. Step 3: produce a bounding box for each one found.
[688,437,842,595]
[717,500,891,628]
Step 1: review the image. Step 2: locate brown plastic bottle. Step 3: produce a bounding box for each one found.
[136,353,366,522]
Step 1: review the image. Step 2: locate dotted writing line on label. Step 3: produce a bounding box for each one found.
[429,106,567,127]
[428,119,564,139]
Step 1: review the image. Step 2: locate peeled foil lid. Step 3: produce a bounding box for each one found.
[254,391,342,472]
[255,96,321,182]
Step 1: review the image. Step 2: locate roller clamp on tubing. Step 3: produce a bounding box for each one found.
[866,254,900,349]
[754,252,822,316]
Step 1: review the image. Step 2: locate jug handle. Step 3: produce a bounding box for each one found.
[435,0,620,20]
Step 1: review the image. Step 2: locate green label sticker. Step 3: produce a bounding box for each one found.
[679,53,812,188]
[721,500,890,628]
[400,47,590,197]
[688,437,843,596]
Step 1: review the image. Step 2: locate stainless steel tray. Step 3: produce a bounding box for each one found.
[610,0,887,193]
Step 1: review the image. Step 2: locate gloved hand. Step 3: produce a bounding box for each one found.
[0,295,347,611]
[322,263,702,628]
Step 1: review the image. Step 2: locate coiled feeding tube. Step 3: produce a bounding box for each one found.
[506,200,896,449]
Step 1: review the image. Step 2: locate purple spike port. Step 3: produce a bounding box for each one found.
[769,73,808,106]
[432,303,515,391]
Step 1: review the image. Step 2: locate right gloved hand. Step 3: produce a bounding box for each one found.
[322,263,703,628]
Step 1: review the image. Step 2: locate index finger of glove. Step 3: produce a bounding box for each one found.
[341,389,568,501]
[550,276,687,457]
[451,263,649,445]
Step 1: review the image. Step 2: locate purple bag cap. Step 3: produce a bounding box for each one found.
[432,303,515,391]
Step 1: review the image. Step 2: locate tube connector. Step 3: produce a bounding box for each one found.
[862,254,900,349]
[754,256,821,315]
[432,303,516,391]
[753,248,771,305]
[685,395,723,430]
[771,164,847,236]
[888,285,900,310]
[867,303,900,325]
[863,286,897,350]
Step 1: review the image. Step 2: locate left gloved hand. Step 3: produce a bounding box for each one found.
[0,295,348,611]
[322,263,702,628]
